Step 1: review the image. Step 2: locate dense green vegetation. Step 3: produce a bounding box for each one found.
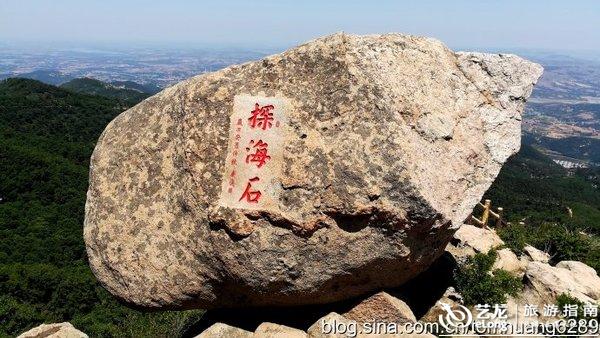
[60,78,151,105]
[0,78,202,337]
[454,250,522,306]
[555,293,586,320]
[485,143,600,272]
[485,143,600,230]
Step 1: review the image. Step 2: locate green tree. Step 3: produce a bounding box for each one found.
[454,251,522,306]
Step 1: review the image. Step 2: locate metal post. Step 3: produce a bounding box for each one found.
[496,207,503,228]
[481,199,491,227]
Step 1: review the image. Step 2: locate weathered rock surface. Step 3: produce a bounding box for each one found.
[452,224,504,253]
[556,260,600,284]
[84,33,542,309]
[492,248,526,277]
[17,322,88,338]
[195,323,253,338]
[344,292,416,324]
[307,312,355,338]
[254,322,307,338]
[523,261,600,304]
[522,245,550,263]
[446,223,505,263]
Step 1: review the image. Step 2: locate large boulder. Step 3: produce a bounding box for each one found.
[84,33,542,309]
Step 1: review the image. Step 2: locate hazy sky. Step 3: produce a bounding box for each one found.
[1,0,599,51]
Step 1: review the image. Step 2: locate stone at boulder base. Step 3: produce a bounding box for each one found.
[84,33,542,309]
[446,223,505,263]
[307,312,356,338]
[17,322,87,338]
[421,287,464,324]
[524,261,600,304]
[522,245,550,263]
[492,248,526,277]
[344,292,416,324]
[254,323,307,338]
[195,323,252,338]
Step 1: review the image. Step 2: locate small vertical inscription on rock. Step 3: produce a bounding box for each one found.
[219,95,288,211]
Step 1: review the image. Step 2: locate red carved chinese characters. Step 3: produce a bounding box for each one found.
[245,140,271,168]
[223,98,282,207]
[248,103,274,130]
[236,103,277,203]
[239,177,261,203]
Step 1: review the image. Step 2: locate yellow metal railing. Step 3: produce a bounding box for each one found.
[470,199,505,228]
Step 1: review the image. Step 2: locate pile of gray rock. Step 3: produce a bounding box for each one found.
[446,224,600,326]
[194,224,600,337]
[21,224,600,337]
[197,292,434,337]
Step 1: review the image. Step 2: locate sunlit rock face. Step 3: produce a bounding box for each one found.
[84,33,543,309]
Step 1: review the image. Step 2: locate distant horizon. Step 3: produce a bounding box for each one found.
[1,1,599,53]
[2,38,600,64]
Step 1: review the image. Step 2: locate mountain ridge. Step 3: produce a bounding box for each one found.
[60,77,151,104]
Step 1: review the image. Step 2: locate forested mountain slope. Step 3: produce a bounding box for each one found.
[0,78,202,337]
[484,143,600,270]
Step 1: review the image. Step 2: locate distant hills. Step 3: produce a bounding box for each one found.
[0,70,75,86]
[484,142,600,272]
[60,78,152,104]
[0,70,161,98]
[524,133,600,164]
[526,53,600,102]
[523,100,600,166]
